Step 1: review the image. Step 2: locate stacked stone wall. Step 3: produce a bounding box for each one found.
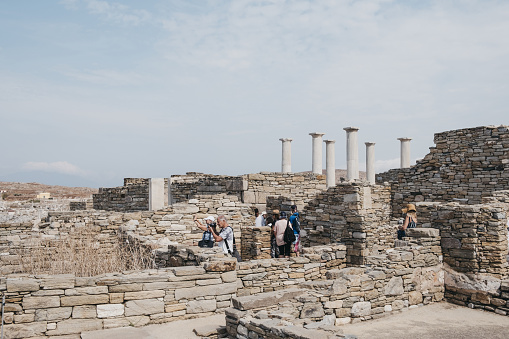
[431,203,508,279]
[303,182,393,264]
[69,200,93,211]
[377,126,509,216]
[236,244,347,297]
[0,260,237,338]
[240,226,271,261]
[93,184,149,212]
[226,231,444,338]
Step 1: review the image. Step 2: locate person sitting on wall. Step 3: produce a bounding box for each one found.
[397,203,418,240]
[273,211,292,258]
[193,215,217,247]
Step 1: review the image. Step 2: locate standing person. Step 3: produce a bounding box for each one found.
[273,211,292,258]
[208,215,237,257]
[289,205,301,257]
[397,203,418,240]
[255,210,266,226]
[193,215,217,247]
[267,210,279,258]
[253,208,260,226]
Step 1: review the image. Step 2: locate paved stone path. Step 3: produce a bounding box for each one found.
[82,302,509,339]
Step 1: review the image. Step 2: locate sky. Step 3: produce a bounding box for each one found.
[1,0,508,188]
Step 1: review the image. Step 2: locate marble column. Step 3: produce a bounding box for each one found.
[365,142,376,184]
[344,127,359,180]
[310,132,325,174]
[149,178,165,211]
[280,138,293,173]
[398,137,412,168]
[324,140,336,188]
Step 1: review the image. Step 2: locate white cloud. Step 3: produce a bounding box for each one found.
[22,161,89,177]
[85,0,151,26]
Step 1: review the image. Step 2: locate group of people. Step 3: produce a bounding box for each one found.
[193,202,418,260]
[193,205,301,260]
[266,205,301,258]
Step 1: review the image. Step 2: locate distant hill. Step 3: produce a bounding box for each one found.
[0,181,98,201]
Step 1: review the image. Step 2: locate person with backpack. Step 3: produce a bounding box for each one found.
[289,205,301,257]
[208,215,241,261]
[193,215,217,247]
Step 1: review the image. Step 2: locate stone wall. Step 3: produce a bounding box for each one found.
[240,226,272,261]
[0,260,237,338]
[432,203,508,279]
[236,244,347,297]
[376,126,509,216]
[69,199,93,211]
[303,182,393,265]
[226,232,444,338]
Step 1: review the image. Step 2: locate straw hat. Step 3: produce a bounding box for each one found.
[402,203,416,214]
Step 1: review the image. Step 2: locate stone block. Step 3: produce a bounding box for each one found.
[7,279,40,292]
[186,300,217,314]
[35,307,72,321]
[351,301,371,317]
[172,266,206,276]
[384,277,404,296]
[13,313,35,323]
[300,303,325,318]
[109,283,143,293]
[3,322,47,339]
[125,299,164,316]
[72,305,97,319]
[46,318,103,336]
[406,228,440,238]
[23,296,60,309]
[204,260,237,272]
[221,271,237,283]
[65,286,108,296]
[409,291,423,305]
[41,275,75,289]
[61,294,109,306]
[124,290,165,300]
[103,316,150,329]
[175,282,237,300]
[232,288,305,311]
[97,304,125,318]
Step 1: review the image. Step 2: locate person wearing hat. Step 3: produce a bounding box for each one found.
[273,211,292,258]
[193,215,217,247]
[397,204,418,240]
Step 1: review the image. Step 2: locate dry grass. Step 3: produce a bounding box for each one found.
[19,229,156,277]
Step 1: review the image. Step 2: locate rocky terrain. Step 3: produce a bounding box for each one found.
[0,181,97,201]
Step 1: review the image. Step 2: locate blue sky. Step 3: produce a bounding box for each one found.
[1,0,508,188]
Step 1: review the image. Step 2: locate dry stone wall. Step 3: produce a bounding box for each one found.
[226,232,444,338]
[376,126,509,216]
[303,182,393,265]
[0,260,237,338]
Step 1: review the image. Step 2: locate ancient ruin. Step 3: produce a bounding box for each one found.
[1,125,508,338]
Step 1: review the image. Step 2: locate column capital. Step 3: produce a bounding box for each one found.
[324,139,336,144]
[309,132,325,138]
[397,137,412,142]
[343,127,359,132]
[365,142,376,146]
[279,138,293,142]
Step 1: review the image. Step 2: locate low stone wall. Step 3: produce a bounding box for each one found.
[69,200,93,211]
[226,238,444,338]
[236,244,347,297]
[0,259,237,338]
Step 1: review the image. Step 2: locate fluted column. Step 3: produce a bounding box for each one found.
[365,142,376,184]
[279,138,293,173]
[398,137,412,168]
[310,132,325,174]
[343,127,359,180]
[324,140,336,188]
